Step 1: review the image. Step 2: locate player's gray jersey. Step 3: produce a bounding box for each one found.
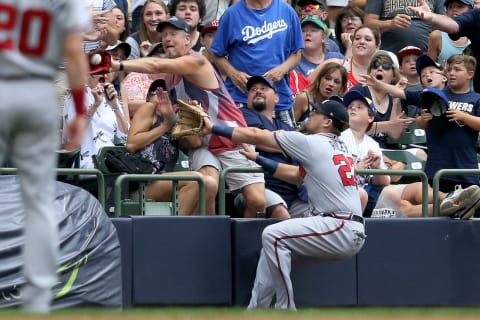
[274,131,362,215]
[0,0,91,78]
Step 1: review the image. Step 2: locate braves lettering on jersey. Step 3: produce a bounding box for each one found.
[170,51,247,154]
[210,0,303,111]
[274,131,362,214]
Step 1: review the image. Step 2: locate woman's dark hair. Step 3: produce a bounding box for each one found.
[114,6,130,41]
[308,62,348,97]
[334,6,365,43]
[352,24,381,48]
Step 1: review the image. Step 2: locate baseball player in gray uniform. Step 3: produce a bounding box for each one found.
[204,99,366,310]
[0,0,90,313]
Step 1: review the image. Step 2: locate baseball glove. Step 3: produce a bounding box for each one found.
[88,50,112,75]
[172,99,209,139]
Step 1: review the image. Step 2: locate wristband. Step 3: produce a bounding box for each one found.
[170,113,179,125]
[212,125,234,139]
[71,88,86,115]
[84,114,93,122]
[119,61,124,71]
[255,155,279,174]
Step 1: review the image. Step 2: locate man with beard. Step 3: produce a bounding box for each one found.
[239,76,309,218]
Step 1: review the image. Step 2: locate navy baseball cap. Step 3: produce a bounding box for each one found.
[416,54,443,76]
[343,89,377,115]
[157,16,191,34]
[311,99,349,131]
[420,88,449,117]
[444,0,473,8]
[246,76,277,92]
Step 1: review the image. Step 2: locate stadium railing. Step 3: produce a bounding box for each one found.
[0,167,106,208]
[113,173,206,217]
[432,168,480,216]
[217,167,429,217]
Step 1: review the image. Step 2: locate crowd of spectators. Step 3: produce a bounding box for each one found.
[56,0,480,220]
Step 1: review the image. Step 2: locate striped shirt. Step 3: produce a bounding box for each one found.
[83,0,117,53]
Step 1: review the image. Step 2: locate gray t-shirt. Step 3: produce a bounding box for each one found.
[365,0,445,53]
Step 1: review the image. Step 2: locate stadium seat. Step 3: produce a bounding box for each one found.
[387,122,427,148]
[382,149,425,171]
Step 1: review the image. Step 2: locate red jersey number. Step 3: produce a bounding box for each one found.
[0,4,50,56]
[333,154,356,187]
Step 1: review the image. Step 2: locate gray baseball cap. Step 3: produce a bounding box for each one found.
[157,16,191,34]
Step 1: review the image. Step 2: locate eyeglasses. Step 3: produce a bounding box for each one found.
[421,70,444,80]
[302,4,322,10]
[341,16,362,24]
[371,61,393,70]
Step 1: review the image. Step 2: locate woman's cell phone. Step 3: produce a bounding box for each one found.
[104,84,115,100]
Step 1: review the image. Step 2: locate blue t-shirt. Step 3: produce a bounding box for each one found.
[425,88,480,184]
[453,10,480,93]
[241,107,305,206]
[210,0,304,111]
[295,52,344,78]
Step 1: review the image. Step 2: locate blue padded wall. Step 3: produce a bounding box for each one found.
[231,218,357,307]
[449,219,480,305]
[111,217,132,308]
[131,216,232,305]
[357,218,453,305]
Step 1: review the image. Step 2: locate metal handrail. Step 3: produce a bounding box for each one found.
[432,169,480,216]
[217,167,429,217]
[357,169,429,217]
[113,174,206,217]
[0,168,105,208]
[218,167,265,215]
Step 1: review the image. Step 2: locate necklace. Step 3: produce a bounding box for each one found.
[370,90,388,113]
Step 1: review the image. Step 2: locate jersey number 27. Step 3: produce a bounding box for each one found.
[0,4,50,56]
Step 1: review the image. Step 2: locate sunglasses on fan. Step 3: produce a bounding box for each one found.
[371,61,393,70]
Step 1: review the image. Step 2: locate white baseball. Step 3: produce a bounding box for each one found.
[90,53,102,65]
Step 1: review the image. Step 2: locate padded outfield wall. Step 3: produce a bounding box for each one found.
[112,216,480,308]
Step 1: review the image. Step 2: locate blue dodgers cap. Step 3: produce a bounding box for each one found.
[416,54,443,76]
[246,76,277,92]
[420,88,449,117]
[157,16,191,34]
[343,89,377,115]
[311,99,349,131]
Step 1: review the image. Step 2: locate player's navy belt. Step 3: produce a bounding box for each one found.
[311,210,364,224]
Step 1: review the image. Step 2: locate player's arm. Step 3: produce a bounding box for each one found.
[240,144,303,185]
[407,0,459,34]
[203,117,281,152]
[63,33,89,151]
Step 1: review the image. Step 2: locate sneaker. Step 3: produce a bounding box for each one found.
[439,185,480,219]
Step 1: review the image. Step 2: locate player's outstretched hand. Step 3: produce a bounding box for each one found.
[63,115,89,152]
[239,143,258,161]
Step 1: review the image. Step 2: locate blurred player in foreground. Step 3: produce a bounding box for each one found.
[0,0,90,313]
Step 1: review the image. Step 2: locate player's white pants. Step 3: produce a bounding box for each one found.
[0,79,59,303]
[248,216,366,310]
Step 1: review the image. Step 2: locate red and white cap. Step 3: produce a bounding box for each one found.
[397,46,423,62]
